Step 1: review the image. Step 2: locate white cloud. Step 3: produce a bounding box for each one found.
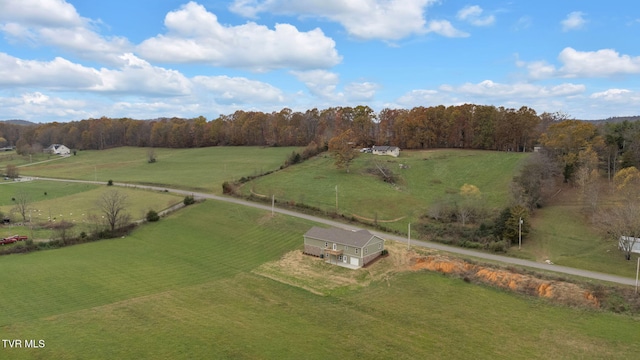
[0,91,91,121]
[291,69,341,100]
[94,54,192,96]
[192,75,286,104]
[0,0,82,27]
[561,11,587,32]
[590,89,633,101]
[229,0,442,40]
[345,82,380,101]
[426,20,469,38]
[137,2,341,71]
[558,48,640,78]
[396,80,586,110]
[520,48,640,79]
[457,5,495,27]
[0,52,101,88]
[0,0,131,64]
[449,80,585,98]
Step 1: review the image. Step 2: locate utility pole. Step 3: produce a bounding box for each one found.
[335,185,338,212]
[271,194,275,217]
[518,217,523,250]
[636,257,640,294]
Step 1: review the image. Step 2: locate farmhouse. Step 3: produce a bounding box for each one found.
[372,145,400,157]
[44,144,71,155]
[303,226,385,269]
[619,236,640,254]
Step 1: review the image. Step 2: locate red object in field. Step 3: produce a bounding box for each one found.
[0,235,27,245]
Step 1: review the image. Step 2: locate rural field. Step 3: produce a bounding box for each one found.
[0,179,183,241]
[16,146,301,193]
[242,149,527,229]
[6,147,639,277]
[1,200,639,359]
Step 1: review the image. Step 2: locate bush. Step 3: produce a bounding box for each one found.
[222,181,236,195]
[146,210,160,222]
[183,195,196,206]
[488,240,509,253]
[107,179,113,186]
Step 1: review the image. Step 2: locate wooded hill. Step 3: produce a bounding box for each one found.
[0,105,638,162]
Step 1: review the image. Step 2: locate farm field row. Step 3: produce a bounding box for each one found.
[17,146,301,193]
[1,200,639,359]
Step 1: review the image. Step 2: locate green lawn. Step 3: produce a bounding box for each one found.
[17,146,300,193]
[244,149,527,231]
[1,200,638,359]
[0,180,183,240]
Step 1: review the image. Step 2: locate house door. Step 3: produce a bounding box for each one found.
[332,243,337,251]
[350,257,359,266]
[343,255,348,263]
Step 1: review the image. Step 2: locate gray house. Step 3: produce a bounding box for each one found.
[303,226,385,269]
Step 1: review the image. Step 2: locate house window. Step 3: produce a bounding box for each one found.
[378,243,382,250]
[365,248,368,255]
[325,242,328,248]
[355,248,359,254]
[338,255,342,261]
[332,243,337,251]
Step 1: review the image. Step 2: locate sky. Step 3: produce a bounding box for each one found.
[0,0,639,123]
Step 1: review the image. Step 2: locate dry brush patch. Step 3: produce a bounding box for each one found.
[410,254,601,309]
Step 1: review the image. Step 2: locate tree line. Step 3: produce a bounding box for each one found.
[0,104,552,154]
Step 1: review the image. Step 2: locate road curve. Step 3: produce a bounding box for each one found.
[34,177,639,287]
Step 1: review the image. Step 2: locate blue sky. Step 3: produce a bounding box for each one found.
[1,0,639,123]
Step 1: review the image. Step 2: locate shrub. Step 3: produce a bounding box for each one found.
[146,210,160,222]
[222,181,236,195]
[107,179,113,186]
[183,195,196,205]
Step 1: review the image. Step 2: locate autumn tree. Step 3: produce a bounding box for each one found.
[5,164,18,179]
[98,190,131,233]
[540,120,601,182]
[510,152,559,210]
[595,167,640,260]
[328,129,358,173]
[456,183,482,225]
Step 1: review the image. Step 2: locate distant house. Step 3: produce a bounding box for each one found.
[619,236,640,254]
[303,226,385,269]
[372,145,400,157]
[44,144,71,155]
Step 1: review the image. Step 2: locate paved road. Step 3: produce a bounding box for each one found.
[35,177,640,287]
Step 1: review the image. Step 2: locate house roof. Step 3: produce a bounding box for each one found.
[372,145,399,151]
[304,226,383,248]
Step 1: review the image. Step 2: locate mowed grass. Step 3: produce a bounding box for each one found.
[18,146,300,193]
[1,201,639,359]
[0,180,183,239]
[244,149,527,230]
[523,188,640,278]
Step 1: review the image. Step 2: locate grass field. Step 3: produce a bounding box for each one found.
[0,180,183,240]
[17,147,300,193]
[243,149,527,231]
[1,200,639,359]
